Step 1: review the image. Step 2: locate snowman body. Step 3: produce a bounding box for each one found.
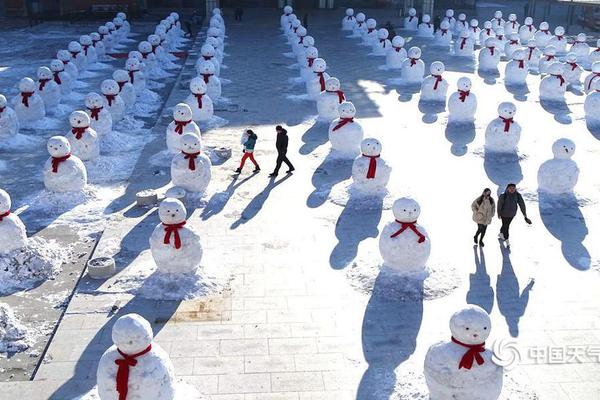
[13,79,45,123]
[504,60,529,85]
[171,134,212,194]
[478,47,501,71]
[402,57,425,84]
[0,103,19,139]
[85,93,113,137]
[420,71,449,102]
[0,190,27,254]
[66,112,99,161]
[434,27,453,47]
[454,36,475,57]
[584,88,600,124]
[306,70,330,100]
[317,85,343,122]
[43,137,87,192]
[386,46,407,69]
[166,104,201,154]
[563,61,583,86]
[328,102,363,158]
[36,77,61,111]
[540,68,567,101]
[448,79,477,123]
[538,139,579,194]
[404,14,418,31]
[351,138,391,193]
[417,22,434,38]
[484,104,521,153]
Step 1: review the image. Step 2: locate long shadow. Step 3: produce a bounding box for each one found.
[396,83,420,102]
[201,173,258,220]
[483,150,523,196]
[418,99,445,124]
[329,195,383,270]
[466,245,495,313]
[230,174,291,229]
[540,98,572,125]
[478,69,500,85]
[496,243,535,337]
[357,273,423,400]
[505,83,529,102]
[445,121,476,156]
[307,155,353,209]
[299,120,330,155]
[538,191,591,271]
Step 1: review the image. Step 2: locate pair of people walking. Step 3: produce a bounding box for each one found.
[472,184,531,247]
[234,125,294,177]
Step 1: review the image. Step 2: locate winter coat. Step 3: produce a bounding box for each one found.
[244,134,257,153]
[497,191,527,218]
[471,197,495,225]
[275,132,289,154]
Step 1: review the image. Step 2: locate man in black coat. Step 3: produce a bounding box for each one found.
[269,125,295,177]
[497,183,532,246]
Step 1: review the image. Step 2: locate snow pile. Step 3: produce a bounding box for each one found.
[0,303,31,354]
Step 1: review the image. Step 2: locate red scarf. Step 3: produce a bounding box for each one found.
[497,35,504,40]
[202,55,212,61]
[552,74,565,86]
[315,71,326,91]
[460,37,468,49]
[82,44,90,55]
[556,35,564,41]
[368,28,374,34]
[117,81,126,91]
[88,107,102,120]
[0,211,10,222]
[53,71,62,84]
[70,50,80,59]
[363,154,379,179]
[426,23,431,29]
[38,78,51,91]
[115,345,153,400]
[174,119,191,135]
[104,94,116,106]
[441,29,448,36]
[546,55,555,61]
[21,92,34,107]
[587,73,600,90]
[307,57,315,67]
[432,74,443,90]
[500,117,513,133]
[511,21,517,29]
[510,39,519,45]
[452,337,485,370]
[0,106,4,115]
[201,73,213,84]
[92,38,99,46]
[458,90,470,102]
[540,29,549,35]
[347,16,353,20]
[527,24,533,32]
[152,44,159,54]
[51,154,71,173]
[327,89,345,103]
[71,126,88,140]
[141,51,151,59]
[128,70,138,84]
[298,36,304,44]
[518,59,525,68]
[194,93,203,108]
[183,151,200,170]
[410,57,418,66]
[528,47,535,60]
[332,117,353,131]
[99,32,106,40]
[488,46,495,56]
[394,46,403,52]
[595,47,600,53]
[390,220,426,243]
[163,221,186,249]
[379,38,387,47]
[485,28,492,35]
[472,27,478,33]
[357,22,363,28]
[568,62,578,71]
[408,16,414,22]
[62,59,69,65]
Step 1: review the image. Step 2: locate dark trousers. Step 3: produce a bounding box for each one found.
[273,152,294,174]
[475,224,488,240]
[500,217,514,239]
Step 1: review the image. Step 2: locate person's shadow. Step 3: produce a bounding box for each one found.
[496,243,535,337]
[307,155,353,209]
[540,98,572,125]
[418,99,445,123]
[484,150,523,196]
[538,192,591,271]
[357,272,423,400]
[201,173,257,220]
[329,195,383,270]
[466,245,495,313]
[444,121,476,156]
[299,120,329,155]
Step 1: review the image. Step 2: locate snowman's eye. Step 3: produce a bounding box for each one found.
[484,327,487,330]
[466,327,470,330]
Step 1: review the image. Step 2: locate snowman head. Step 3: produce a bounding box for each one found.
[297,27,307,39]
[498,102,517,119]
[408,8,416,17]
[495,27,505,37]
[181,133,202,154]
[68,41,82,53]
[69,110,90,128]
[101,79,119,96]
[430,61,445,75]
[392,197,421,222]
[148,34,160,46]
[306,46,319,59]
[138,41,152,53]
[555,26,565,36]
[113,69,129,84]
[470,19,478,28]
[0,94,7,108]
[128,51,143,62]
[360,138,382,157]
[450,305,492,344]
[47,136,71,158]
[346,8,354,17]
[508,33,519,42]
[512,49,526,61]
[207,27,221,38]
[159,198,187,225]
[125,57,141,72]
[85,92,103,109]
[291,18,301,29]
[205,37,220,50]
[0,189,10,214]
[312,58,327,73]
[576,33,586,43]
[37,66,52,80]
[283,5,293,14]
[539,21,549,30]
[391,36,405,48]
[356,13,366,22]
[483,20,492,29]
[458,13,466,22]
[190,77,208,94]
[111,314,153,355]
[366,18,377,29]
[173,103,192,122]
[105,21,116,31]
[155,26,166,37]
[457,77,472,91]
[494,10,503,19]
[592,62,600,73]
[378,28,389,40]
[460,30,470,39]
[446,9,454,18]
[509,13,518,22]
[198,60,216,75]
[113,17,123,28]
[422,14,431,24]
[544,46,557,56]
[524,17,533,25]
[57,49,71,62]
[485,38,496,48]
[201,44,216,58]
[338,101,356,119]
[552,138,576,159]
[527,39,537,48]
[50,59,65,72]
[565,52,577,63]
[325,77,341,91]
[440,21,450,30]
[117,12,126,20]
[171,11,180,19]
[19,77,36,93]
[79,35,92,46]
[408,46,421,59]
[303,36,315,48]
[98,25,109,35]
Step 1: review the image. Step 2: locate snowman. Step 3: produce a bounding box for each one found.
[504,33,520,60]
[296,35,314,65]
[589,39,600,65]
[485,102,521,153]
[540,62,567,101]
[443,9,456,29]
[288,19,301,43]
[386,36,407,69]
[36,66,60,112]
[363,19,378,46]
[584,62,600,94]
[117,11,131,35]
[563,53,583,88]
[292,26,307,56]
[570,33,591,66]
[100,79,125,122]
[434,21,452,47]
[525,39,543,71]
[417,14,434,38]
[504,13,520,35]
[57,49,79,81]
[205,37,224,63]
[351,138,391,193]
[539,46,557,74]
[79,34,97,64]
[197,60,221,102]
[420,61,449,102]
[85,92,112,137]
[0,189,27,254]
[342,8,355,31]
[538,138,579,194]
[0,94,19,139]
[534,22,553,48]
[98,25,113,53]
[479,21,494,45]
[43,136,87,192]
[328,101,363,158]
[50,59,72,96]
[468,19,481,44]
[281,5,293,29]
[148,34,167,65]
[199,44,221,76]
[478,38,501,71]
[373,28,391,55]
[404,8,418,31]
[424,305,503,400]
[166,103,201,154]
[352,13,367,37]
[97,314,176,400]
[519,17,536,43]
[207,27,224,53]
[90,32,106,61]
[125,57,146,94]
[171,133,212,194]
[454,13,468,37]
[149,198,203,275]
[185,77,214,123]
[306,58,330,100]
[68,41,87,72]
[448,77,477,124]
[13,77,45,123]
[138,41,159,76]
[494,27,507,54]
[66,110,99,161]
[550,26,568,54]
[454,30,475,57]
[584,80,600,124]
[402,47,425,84]
[379,197,431,275]
[317,77,345,122]
[504,49,529,86]
[113,69,136,109]
[492,10,505,30]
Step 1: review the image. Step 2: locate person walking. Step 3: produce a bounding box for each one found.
[471,188,495,247]
[235,129,260,173]
[269,125,295,177]
[497,183,532,246]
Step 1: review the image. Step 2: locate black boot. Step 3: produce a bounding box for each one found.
[254,166,261,173]
[479,240,485,247]
[474,235,478,244]
[234,168,241,173]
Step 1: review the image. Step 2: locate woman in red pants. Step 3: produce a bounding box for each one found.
[235,129,260,173]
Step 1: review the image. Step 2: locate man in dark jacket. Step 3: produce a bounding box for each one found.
[269,125,295,177]
[497,183,532,246]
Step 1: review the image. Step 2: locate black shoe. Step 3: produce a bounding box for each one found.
[269,172,278,177]
[474,235,478,244]
[234,168,241,173]
[479,240,485,247]
[254,167,261,173]
[286,168,295,174]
